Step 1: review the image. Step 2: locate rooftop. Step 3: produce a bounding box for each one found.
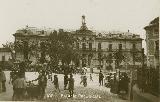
[96,31,142,40]
[14,26,142,40]
[144,17,159,29]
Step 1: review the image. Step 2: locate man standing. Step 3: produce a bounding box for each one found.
[68,74,74,98]
[99,70,104,86]
[83,75,87,87]
[90,74,93,81]
[64,74,68,90]
[53,75,60,92]
[34,70,47,99]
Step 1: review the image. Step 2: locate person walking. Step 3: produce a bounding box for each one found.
[83,75,87,87]
[80,74,84,84]
[90,74,93,81]
[68,74,74,98]
[13,72,27,101]
[64,74,68,90]
[99,70,104,86]
[53,75,60,92]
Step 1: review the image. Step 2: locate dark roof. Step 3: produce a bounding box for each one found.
[150,17,159,24]
[144,17,159,29]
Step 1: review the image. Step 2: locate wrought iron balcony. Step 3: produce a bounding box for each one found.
[77,48,96,51]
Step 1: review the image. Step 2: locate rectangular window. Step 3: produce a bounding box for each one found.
[98,43,101,50]
[109,44,112,51]
[89,43,92,50]
[154,29,159,34]
[2,56,5,61]
[82,43,86,50]
[155,41,159,51]
[119,44,122,50]
[133,44,136,49]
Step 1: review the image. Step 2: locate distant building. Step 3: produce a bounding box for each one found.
[144,17,159,68]
[0,48,12,69]
[13,15,143,72]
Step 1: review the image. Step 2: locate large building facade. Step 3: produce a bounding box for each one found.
[144,17,159,68]
[13,16,143,71]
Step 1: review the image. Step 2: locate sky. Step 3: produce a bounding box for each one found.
[0,0,159,50]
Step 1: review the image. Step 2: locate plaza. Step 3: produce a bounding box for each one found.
[0,71,129,102]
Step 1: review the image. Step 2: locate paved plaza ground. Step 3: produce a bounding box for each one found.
[0,71,129,102]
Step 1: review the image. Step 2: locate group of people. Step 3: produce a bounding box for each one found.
[107,72,129,95]
[12,71,26,101]
[35,71,75,99]
[10,68,75,100]
[0,68,6,93]
[63,74,74,97]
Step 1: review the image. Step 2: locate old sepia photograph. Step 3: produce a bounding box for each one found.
[0,0,159,102]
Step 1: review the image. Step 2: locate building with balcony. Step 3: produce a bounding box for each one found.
[143,17,159,96]
[13,15,143,72]
[144,17,159,68]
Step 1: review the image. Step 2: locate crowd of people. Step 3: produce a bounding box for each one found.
[104,71,130,96]
[0,62,131,101]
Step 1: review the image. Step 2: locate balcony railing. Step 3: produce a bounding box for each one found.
[76,48,142,52]
[77,48,96,51]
